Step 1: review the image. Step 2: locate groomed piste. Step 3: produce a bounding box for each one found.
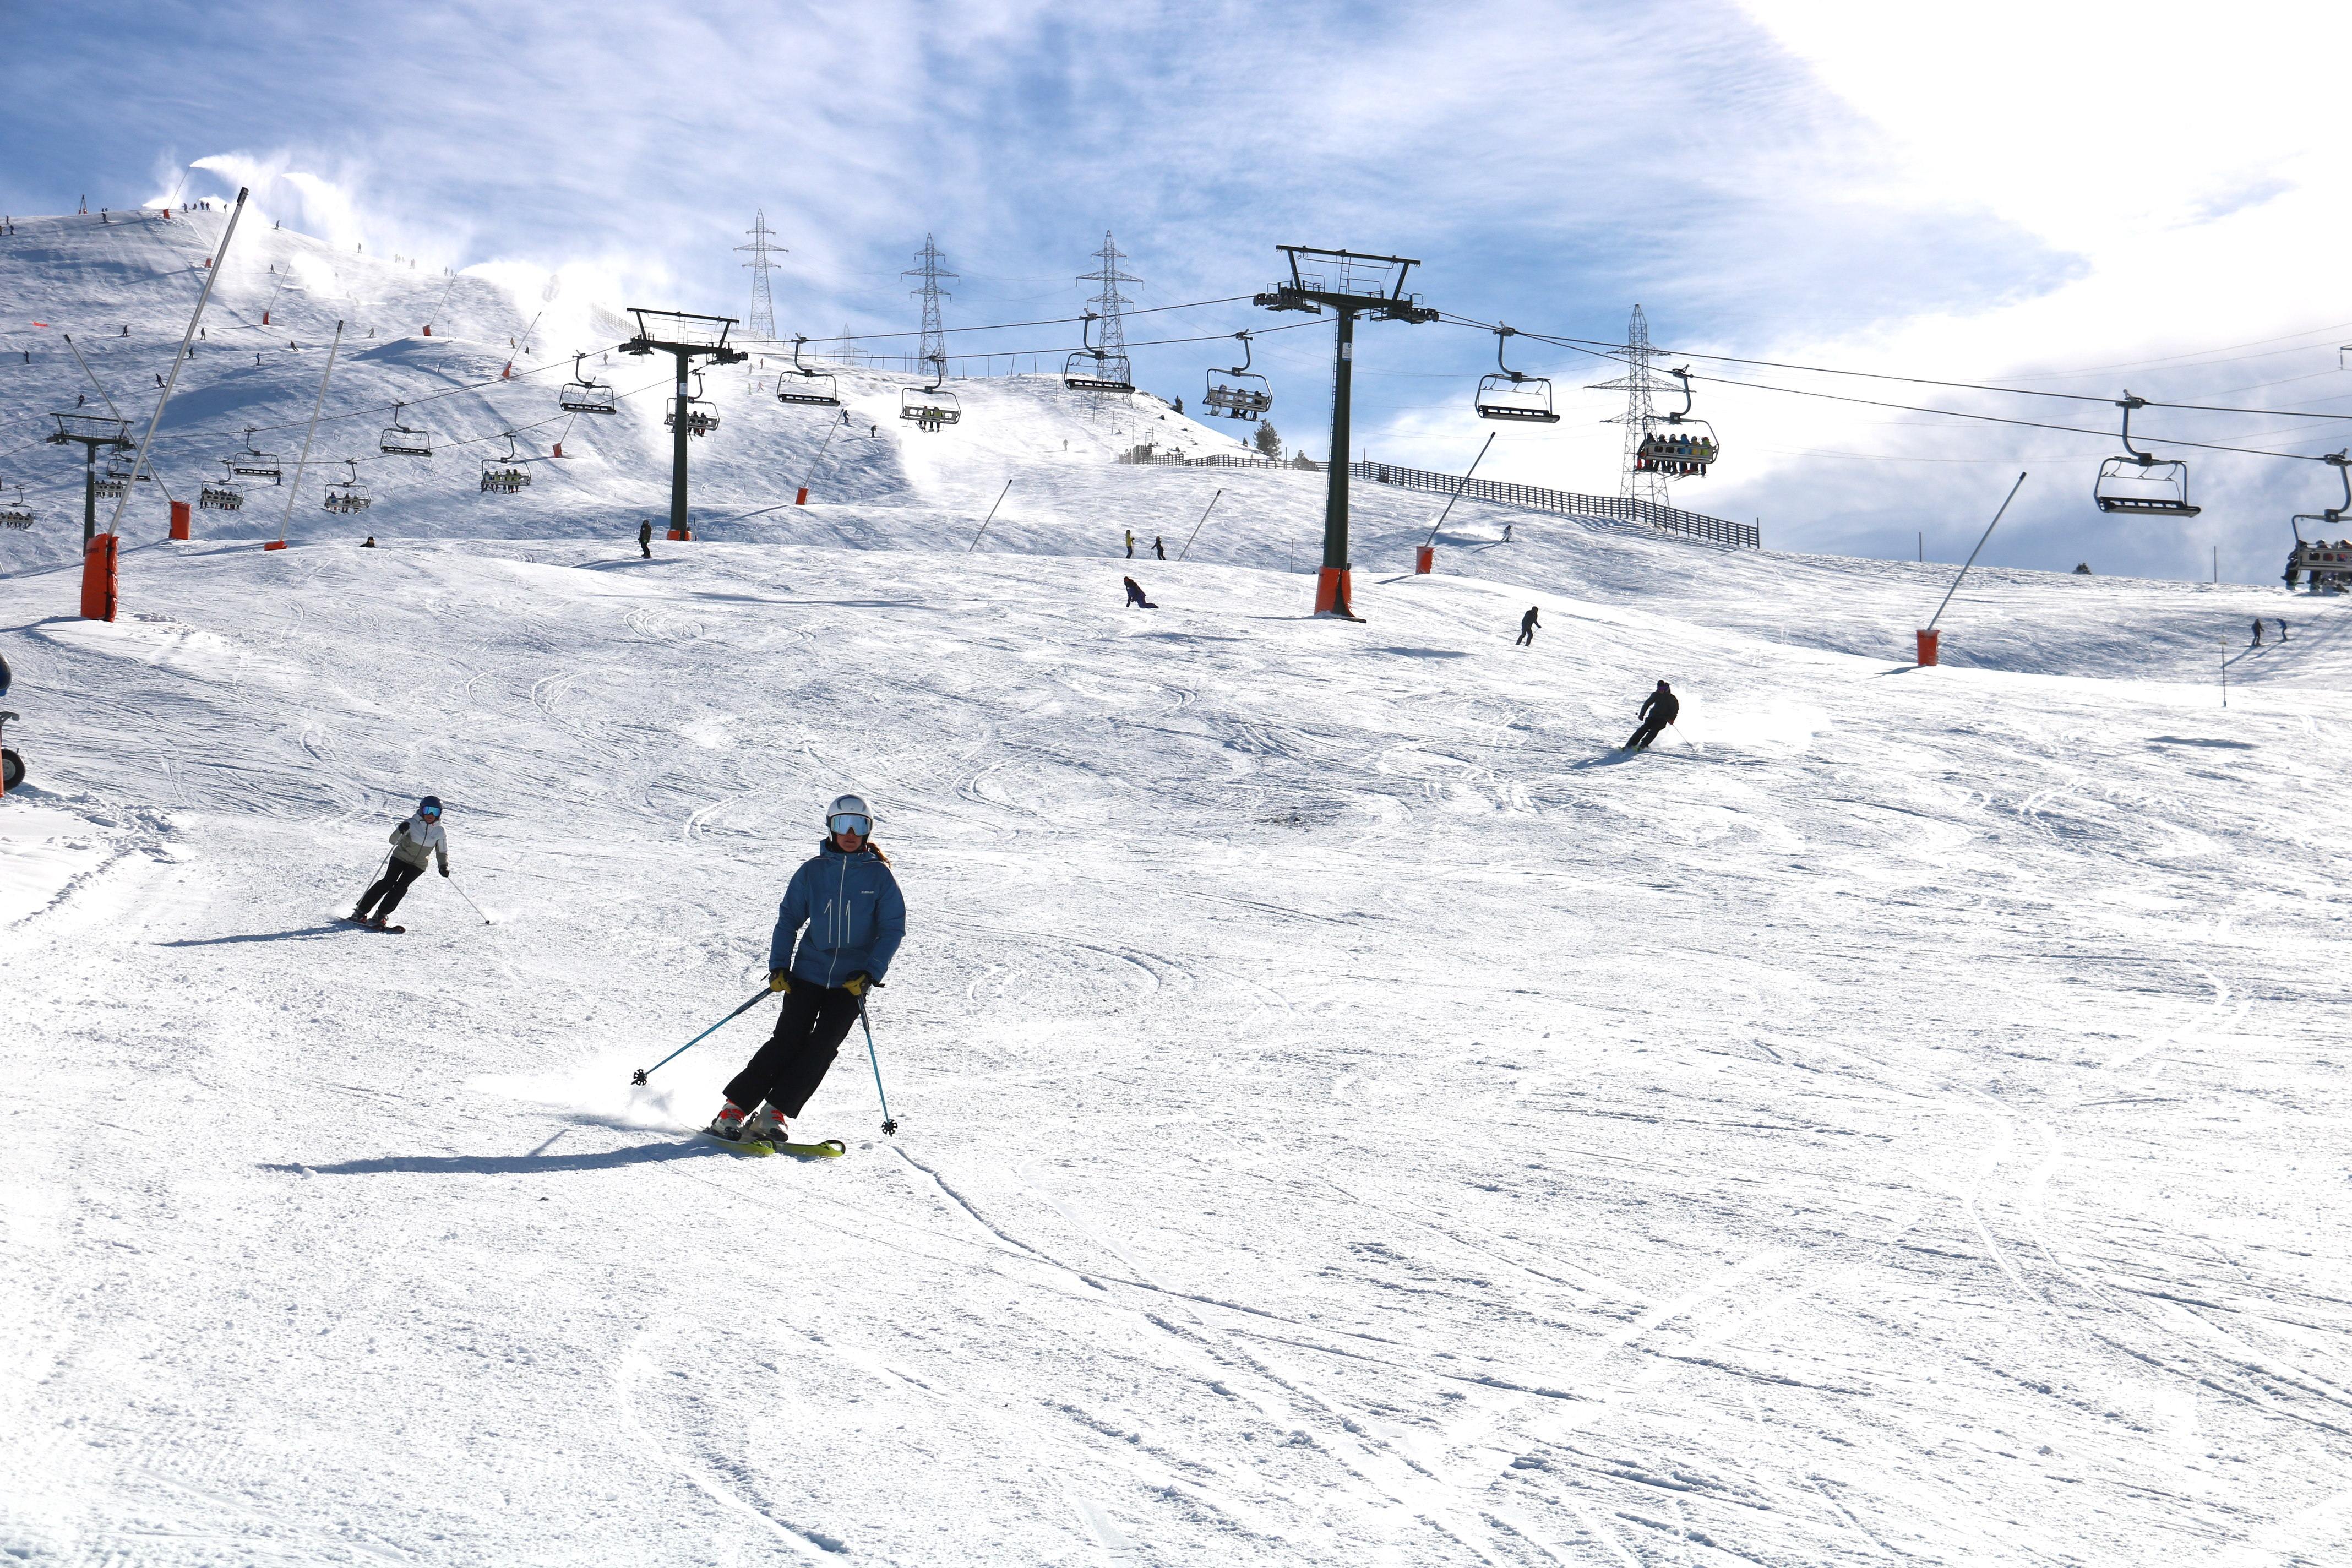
[5,208,2352,1566]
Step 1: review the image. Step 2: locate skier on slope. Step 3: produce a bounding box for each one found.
[1624,681,1679,751]
[1516,606,1539,646]
[1123,576,1157,609]
[351,796,449,929]
[638,519,653,559]
[1153,536,1167,560]
[709,794,906,1145]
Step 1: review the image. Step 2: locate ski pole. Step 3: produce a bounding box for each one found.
[448,874,494,925]
[857,997,899,1136]
[354,850,391,912]
[630,987,771,1086]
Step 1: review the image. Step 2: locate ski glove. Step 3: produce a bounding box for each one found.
[769,970,792,994]
[438,865,449,877]
[842,972,872,998]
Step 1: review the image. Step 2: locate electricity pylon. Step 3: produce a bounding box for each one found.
[736,211,782,342]
[1592,304,1668,507]
[904,235,956,369]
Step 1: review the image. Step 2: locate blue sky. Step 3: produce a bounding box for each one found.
[9,0,2350,582]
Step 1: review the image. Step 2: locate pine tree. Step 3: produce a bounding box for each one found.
[1253,421,1282,458]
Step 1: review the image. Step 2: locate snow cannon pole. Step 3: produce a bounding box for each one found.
[1423,431,1496,551]
[965,479,1013,554]
[108,186,250,538]
[858,998,898,1136]
[1924,471,2027,639]
[271,319,344,549]
[1177,488,1223,562]
[630,987,771,1087]
[794,417,844,504]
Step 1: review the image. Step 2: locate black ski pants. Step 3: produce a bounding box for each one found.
[1516,625,1535,646]
[725,982,864,1118]
[1625,717,1669,751]
[357,858,424,918]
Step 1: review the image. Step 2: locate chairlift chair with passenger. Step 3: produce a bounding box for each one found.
[229,426,282,483]
[558,353,618,416]
[1063,313,1136,394]
[899,355,962,427]
[1473,325,1561,424]
[324,459,372,514]
[199,464,246,511]
[1203,331,1272,421]
[380,402,433,458]
[0,485,35,529]
[479,433,532,494]
[663,372,719,437]
[93,454,133,500]
[1634,367,1721,477]
[775,336,842,407]
[2093,393,2200,516]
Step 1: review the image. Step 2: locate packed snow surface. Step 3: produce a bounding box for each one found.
[6,209,2352,1566]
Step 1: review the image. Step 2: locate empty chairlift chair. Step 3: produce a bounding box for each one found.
[1473,325,1561,424]
[558,353,618,416]
[2093,393,2200,516]
[199,463,246,511]
[380,402,433,458]
[228,427,282,484]
[1633,367,1721,477]
[775,336,842,407]
[1062,313,1135,394]
[1202,331,1272,422]
[899,355,961,427]
[479,433,532,494]
[323,459,371,514]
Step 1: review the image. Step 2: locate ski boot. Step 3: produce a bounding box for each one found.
[707,1102,750,1142]
[745,1106,790,1144]
[366,913,390,930]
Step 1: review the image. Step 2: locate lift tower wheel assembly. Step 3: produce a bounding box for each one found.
[622,309,747,541]
[1255,246,1436,619]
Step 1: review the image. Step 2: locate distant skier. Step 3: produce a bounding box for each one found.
[1516,606,1539,646]
[1624,682,1679,751]
[1125,529,1135,559]
[1124,576,1157,609]
[361,536,376,548]
[709,795,906,1145]
[2251,618,2264,646]
[1502,522,1513,543]
[2278,618,2289,641]
[1153,536,1166,560]
[638,519,653,559]
[351,796,449,929]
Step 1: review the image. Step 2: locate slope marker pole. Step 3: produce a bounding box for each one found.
[966,479,1012,553]
[108,187,251,537]
[1178,488,1223,562]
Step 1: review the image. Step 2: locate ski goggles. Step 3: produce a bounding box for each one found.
[420,806,442,819]
[827,812,871,837]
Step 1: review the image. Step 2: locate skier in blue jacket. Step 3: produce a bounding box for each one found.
[710,794,906,1144]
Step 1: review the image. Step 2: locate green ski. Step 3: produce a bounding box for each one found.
[703,1131,847,1159]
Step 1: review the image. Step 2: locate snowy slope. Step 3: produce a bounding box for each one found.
[6,213,2352,1567]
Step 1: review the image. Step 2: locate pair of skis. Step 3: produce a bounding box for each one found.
[702,1131,846,1159]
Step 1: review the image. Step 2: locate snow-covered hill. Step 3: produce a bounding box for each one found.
[6,210,2352,1567]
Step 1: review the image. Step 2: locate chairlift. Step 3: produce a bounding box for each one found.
[0,484,34,529]
[479,433,532,494]
[2093,393,2199,516]
[199,464,246,511]
[228,426,282,483]
[1203,331,1272,421]
[380,402,432,458]
[558,353,617,416]
[1473,325,1560,424]
[898,355,962,427]
[324,459,372,514]
[775,336,842,407]
[93,454,133,500]
[664,372,719,437]
[1634,367,1721,476]
[1063,313,1135,394]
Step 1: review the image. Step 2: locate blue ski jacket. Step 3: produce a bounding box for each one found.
[771,841,906,988]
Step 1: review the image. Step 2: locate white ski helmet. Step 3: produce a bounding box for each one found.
[826,793,873,836]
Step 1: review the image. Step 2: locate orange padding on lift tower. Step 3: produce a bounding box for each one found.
[667,527,690,541]
[80,533,118,621]
[1916,629,1940,666]
[1414,545,1434,575]
[168,500,190,541]
[1313,567,1354,617]
[263,541,287,551]
[796,487,809,506]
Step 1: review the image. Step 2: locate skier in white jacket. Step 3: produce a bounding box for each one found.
[351,796,449,929]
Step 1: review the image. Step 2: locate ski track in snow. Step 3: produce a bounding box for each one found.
[6,210,2352,1565]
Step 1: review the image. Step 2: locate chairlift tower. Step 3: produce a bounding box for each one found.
[620,308,746,541]
[1068,231,1140,400]
[46,412,133,545]
[736,211,783,342]
[903,235,956,369]
[1591,304,1669,507]
[1255,246,1437,618]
